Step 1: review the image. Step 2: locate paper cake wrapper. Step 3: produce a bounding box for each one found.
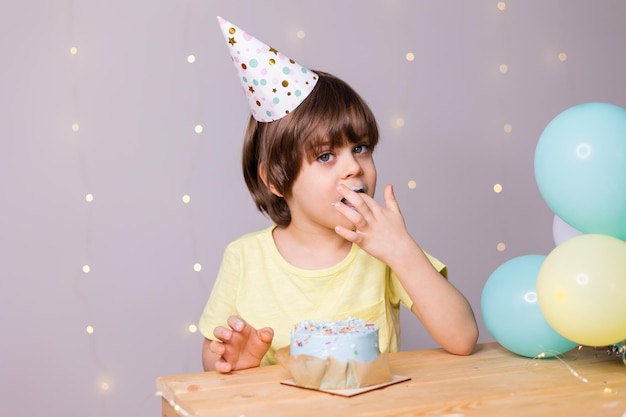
[275,346,391,390]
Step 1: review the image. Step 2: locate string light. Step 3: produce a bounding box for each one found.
[82,265,91,274]
[72,123,80,132]
[499,64,508,74]
[503,123,512,133]
[85,193,94,202]
[493,183,503,193]
[395,117,405,127]
[182,194,191,204]
[405,52,415,62]
[194,125,203,134]
[193,263,202,272]
[70,46,78,55]
[296,30,306,39]
[496,242,506,252]
[407,180,417,190]
[187,55,196,63]
[86,325,94,334]
[558,52,567,62]
[188,324,198,333]
[497,1,506,11]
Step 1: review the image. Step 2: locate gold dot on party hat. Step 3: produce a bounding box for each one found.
[228,27,235,35]
[282,80,289,87]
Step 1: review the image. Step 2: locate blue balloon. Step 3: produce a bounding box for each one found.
[534,102,626,240]
[481,255,577,358]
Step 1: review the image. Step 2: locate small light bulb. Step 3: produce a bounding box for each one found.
[101,382,110,391]
[395,117,405,128]
[86,325,94,334]
[82,265,91,274]
[188,324,198,333]
[499,64,508,74]
[193,263,202,272]
[85,193,94,202]
[194,125,203,134]
[497,242,506,252]
[72,123,80,132]
[296,30,306,39]
[407,180,417,190]
[187,55,196,63]
[182,195,191,204]
[558,52,567,62]
[503,123,512,133]
[70,46,78,55]
[493,183,503,193]
[405,52,415,62]
[497,2,506,11]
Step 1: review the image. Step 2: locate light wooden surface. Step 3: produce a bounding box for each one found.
[157,343,626,417]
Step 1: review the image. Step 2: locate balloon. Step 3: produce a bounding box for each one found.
[537,234,626,346]
[552,214,582,246]
[481,255,578,358]
[534,102,626,240]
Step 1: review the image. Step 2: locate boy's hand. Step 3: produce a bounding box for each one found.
[209,315,274,373]
[333,183,415,266]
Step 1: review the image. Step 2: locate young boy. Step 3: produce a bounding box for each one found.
[199,18,478,373]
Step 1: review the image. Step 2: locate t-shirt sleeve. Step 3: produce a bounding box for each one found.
[388,251,447,309]
[198,243,240,340]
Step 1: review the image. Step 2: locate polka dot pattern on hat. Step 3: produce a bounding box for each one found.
[217,16,318,122]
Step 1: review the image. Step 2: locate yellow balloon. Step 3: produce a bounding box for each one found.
[537,234,626,346]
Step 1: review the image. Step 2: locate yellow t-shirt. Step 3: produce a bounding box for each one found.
[198,226,446,366]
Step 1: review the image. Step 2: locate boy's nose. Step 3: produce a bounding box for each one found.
[341,153,363,178]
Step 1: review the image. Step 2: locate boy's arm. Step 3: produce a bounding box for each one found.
[334,184,478,355]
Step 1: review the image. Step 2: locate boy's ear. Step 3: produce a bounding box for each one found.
[258,164,283,197]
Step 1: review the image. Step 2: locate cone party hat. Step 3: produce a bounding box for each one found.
[217,16,318,122]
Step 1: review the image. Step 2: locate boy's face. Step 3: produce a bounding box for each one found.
[285,140,377,232]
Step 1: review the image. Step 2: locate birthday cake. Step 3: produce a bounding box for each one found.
[290,318,380,363]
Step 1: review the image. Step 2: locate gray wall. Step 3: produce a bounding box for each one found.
[1,1,624,415]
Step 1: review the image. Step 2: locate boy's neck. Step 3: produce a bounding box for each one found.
[272,224,352,270]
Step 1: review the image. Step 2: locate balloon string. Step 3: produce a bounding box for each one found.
[531,346,589,383]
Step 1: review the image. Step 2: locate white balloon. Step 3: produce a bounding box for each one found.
[552,214,582,246]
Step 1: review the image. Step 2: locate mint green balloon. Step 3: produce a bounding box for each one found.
[481,255,578,358]
[534,102,626,240]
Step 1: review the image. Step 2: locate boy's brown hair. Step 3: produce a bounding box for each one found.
[242,70,380,227]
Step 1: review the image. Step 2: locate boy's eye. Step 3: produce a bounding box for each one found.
[353,144,369,154]
[317,152,333,163]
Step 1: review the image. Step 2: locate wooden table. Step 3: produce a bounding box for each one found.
[157,343,626,417]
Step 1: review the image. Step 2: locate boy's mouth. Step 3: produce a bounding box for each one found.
[340,185,367,209]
